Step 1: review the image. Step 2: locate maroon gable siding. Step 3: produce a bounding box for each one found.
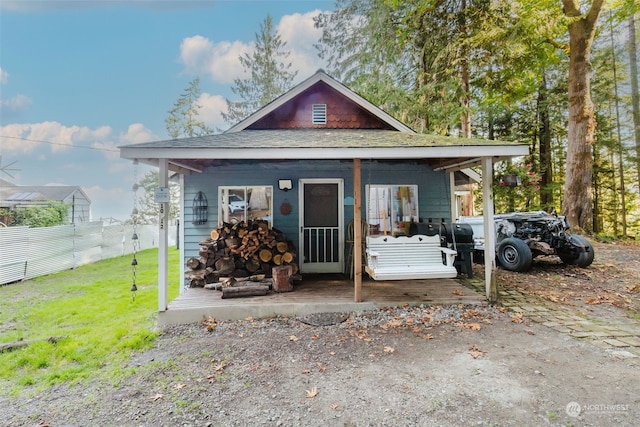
[247,81,395,130]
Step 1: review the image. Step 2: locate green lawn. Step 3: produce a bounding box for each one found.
[0,247,180,395]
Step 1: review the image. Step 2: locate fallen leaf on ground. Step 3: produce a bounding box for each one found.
[173,383,186,390]
[468,344,485,359]
[212,361,227,373]
[200,316,217,332]
[306,387,319,398]
[311,333,319,340]
[454,322,481,330]
[511,313,524,323]
[150,393,163,401]
[453,289,464,296]
[384,346,395,353]
[624,284,640,293]
[289,335,298,342]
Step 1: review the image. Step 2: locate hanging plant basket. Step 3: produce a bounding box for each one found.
[500,174,522,187]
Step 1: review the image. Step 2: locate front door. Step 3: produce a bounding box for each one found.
[299,179,344,273]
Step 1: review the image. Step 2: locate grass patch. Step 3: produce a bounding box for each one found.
[0,246,180,395]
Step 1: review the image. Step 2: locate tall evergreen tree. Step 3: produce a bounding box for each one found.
[560,0,606,232]
[222,15,298,125]
[628,13,640,189]
[165,77,212,138]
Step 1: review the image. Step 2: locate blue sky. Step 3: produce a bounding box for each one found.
[0,0,333,221]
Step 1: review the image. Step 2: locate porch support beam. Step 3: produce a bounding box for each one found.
[481,156,498,303]
[449,170,457,221]
[158,158,169,312]
[353,158,363,302]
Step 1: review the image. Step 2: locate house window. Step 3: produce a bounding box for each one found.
[366,185,419,236]
[219,186,273,226]
[312,104,327,124]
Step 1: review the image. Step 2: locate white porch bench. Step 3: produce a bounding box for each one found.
[365,234,458,280]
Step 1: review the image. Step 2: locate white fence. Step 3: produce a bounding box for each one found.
[0,221,177,285]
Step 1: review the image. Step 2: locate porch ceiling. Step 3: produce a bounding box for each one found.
[119,129,529,174]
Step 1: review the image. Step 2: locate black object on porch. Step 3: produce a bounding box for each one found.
[410,221,475,278]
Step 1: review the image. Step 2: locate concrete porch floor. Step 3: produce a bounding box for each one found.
[158,274,486,326]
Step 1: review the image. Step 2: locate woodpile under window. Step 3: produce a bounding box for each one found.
[184,220,298,290]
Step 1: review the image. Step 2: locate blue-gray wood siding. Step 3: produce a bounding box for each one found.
[182,160,451,283]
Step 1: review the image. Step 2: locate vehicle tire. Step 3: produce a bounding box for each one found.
[558,235,594,268]
[497,238,533,272]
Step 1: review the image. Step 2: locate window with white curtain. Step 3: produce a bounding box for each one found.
[366,185,418,236]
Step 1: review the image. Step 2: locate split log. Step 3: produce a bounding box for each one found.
[215,257,235,275]
[221,284,269,299]
[273,253,283,265]
[186,257,201,269]
[245,258,261,273]
[282,252,294,264]
[259,248,273,263]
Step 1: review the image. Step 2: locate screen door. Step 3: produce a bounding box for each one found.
[298,179,344,273]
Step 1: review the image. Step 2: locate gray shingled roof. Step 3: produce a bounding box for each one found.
[0,185,88,203]
[123,129,522,150]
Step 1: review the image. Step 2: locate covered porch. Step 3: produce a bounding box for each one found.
[158,274,485,326]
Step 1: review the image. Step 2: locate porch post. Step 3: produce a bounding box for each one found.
[481,156,498,303]
[158,158,169,312]
[178,173,185,296]
[449,171,457,221]
[353,158,363,302]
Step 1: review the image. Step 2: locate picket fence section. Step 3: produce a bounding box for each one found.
[0,221,177,285]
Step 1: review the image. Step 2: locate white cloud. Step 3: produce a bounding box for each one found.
[119,123,156,145]
[277,11,326,80]
[0,121,115,154]
[0,67,8,84]
[179,36,250,84]
[0,94,32,114]
[178,11,328,85]
[198,93,228,130]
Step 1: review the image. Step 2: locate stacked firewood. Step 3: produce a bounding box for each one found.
[185,220,298,288]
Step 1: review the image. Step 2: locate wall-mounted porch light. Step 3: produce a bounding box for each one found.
[278,179,293,192]
[192,191,208,225]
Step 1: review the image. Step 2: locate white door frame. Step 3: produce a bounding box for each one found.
[298,178,344,273]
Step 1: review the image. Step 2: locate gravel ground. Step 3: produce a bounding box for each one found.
[3,242,640,427]
[4,304,639,427]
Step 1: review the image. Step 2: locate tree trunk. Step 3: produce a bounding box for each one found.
[628,14,640,190]
[459,0,471,138]
[561,0,605,232]
[610,12,627,236]
[538,73,554,211]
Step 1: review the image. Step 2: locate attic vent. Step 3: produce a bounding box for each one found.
[312,104,327,124]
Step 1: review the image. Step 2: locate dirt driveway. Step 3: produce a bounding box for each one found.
[4,241,640,427]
